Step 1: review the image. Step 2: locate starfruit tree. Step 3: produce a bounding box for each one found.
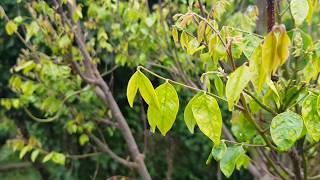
[127,0,320,179]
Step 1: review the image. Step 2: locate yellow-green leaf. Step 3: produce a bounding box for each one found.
[302,95,320,142]
[226,65,252,111]
[52,152,66,165]
[184,92,202,134]
[5,21,17,36]
[137,71,160,108]
[250,45,267,93]
[262,31,278,75]
[31,149,40,162]
[43,152,54,163]
[147,82,179,135]
[276,30,291,66]
[19,145,32,159]
[197,20,206,43]
[172,27,179,45]
[127,71,139,107]
[270,111,303,151]
[79,134,89,146]
[180,31,188,50]
[191,94,222,145]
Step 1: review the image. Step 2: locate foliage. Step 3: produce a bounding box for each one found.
[0,0,320,180]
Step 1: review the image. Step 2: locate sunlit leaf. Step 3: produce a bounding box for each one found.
[184,92,202,134]
[192,94,222,145]
[127,71,139,107]
[31,149,40,162]
[226,65,252,110]
[137,71,160,108]
[147,82,179,135]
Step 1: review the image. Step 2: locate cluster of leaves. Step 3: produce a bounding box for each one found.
[126,0,320,178]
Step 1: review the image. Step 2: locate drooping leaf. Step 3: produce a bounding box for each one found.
[172,27,179,45]
[276,30,291,66]
[270,111,304,151]
[250,45,267,93]
[43,152,54,163]
[147,82,179,135]
[192,94,222,145]
[180,31,189,50]
[197,20,206,43]
[19,145,32,159]
[220,146,245,178]
[137,71,160,108]
[213,75,224,97]
[290,0,309,26]
[302,95,320,142]
[127,71,139,107]
[261,27,290,75]
[226,65,252,110]
[211,141,227,161]
[184,92,202,134]
[31,149,40,162]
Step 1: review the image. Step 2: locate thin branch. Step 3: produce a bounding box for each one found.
[244,89,277,115]
[89,133,138,169]
[67,152,103,159]
[223,140,266,147]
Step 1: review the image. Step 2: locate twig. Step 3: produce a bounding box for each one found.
[89,133,138,169]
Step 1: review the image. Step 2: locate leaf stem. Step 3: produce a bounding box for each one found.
[138,66,245,111]
[222,140,266,147]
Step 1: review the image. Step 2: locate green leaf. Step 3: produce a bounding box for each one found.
[147,82,179,135]
[19,145,32,159]
[231,111,256,142]
[270,111,304,151]
[184,93,202,134]
[137,71,160,108]
[192,94,222,145]
[127,71,139,107]
[250,45,267,93]
[31,149,40,162]
[290,0,309,26]
[302,95,320,142]
[43,152,54,163]
[211,141,227,161]
[220,146,245,178]
[5,21,17,36]
[236,153,250,170]
[52,152,66,165]
[79,134,89,146]
[213,75,224,97]
[226,65,252,110]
